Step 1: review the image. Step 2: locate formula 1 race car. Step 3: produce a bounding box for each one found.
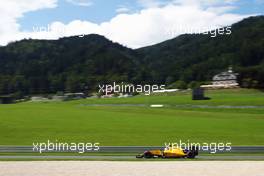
[136,146,198,159]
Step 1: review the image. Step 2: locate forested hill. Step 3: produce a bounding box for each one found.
[0,16,264,96]
[137,16,264,88]
[0,34,142,95]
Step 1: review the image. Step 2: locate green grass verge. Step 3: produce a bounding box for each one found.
[0,89,263,146]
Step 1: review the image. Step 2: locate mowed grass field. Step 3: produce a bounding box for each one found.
[0,89,263,146]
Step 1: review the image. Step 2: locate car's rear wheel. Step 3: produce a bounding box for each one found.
[187,152,195,159]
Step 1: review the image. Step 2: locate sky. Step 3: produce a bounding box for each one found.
[0,0,263,48]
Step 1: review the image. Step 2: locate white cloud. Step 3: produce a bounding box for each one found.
[0,0,57,44]
[0,0,253,48]
[99,4,247,48]
[65,0,93,7]
[116,7,131,14]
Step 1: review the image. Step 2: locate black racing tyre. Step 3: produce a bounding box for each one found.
[187,152,195,159]
[144,152,154,158]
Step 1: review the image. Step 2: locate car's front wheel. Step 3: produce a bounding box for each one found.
[144,151,154,158]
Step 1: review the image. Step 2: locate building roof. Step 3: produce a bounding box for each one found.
[213,67,238,81]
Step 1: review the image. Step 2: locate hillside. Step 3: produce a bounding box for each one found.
[0,34,142,95]
[0,16,264,97]
[137,16,264,88]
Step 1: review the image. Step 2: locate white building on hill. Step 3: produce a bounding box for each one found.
[201,67,239,89]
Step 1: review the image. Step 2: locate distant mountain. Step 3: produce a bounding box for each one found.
[0,16,263,96]
[136,16,264,88]
[0,34,142,95]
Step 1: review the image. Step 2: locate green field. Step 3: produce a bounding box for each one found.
[0,89,263,146]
